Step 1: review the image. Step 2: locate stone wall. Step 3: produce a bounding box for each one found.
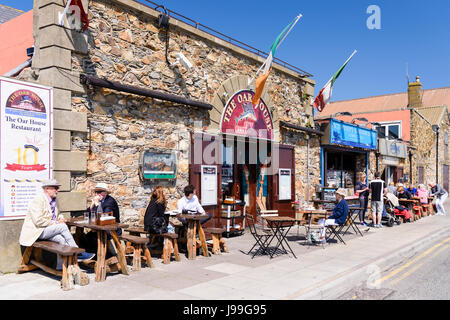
[68,0,317,225]
[410,109,439,185]
[281,129,321,201]
[410,109,450,187]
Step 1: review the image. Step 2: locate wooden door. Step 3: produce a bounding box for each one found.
[443,165,449,192]
[272,144,295,218]
[189,132,222,227]
[418,166,424,185]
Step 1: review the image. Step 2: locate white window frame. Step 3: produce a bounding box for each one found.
[374,121,402,141]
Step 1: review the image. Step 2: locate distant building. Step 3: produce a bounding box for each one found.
[0,6,33,75]
[315,77,450,190]
[0,4,24,24]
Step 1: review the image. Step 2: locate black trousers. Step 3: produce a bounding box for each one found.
[359,197,368,222]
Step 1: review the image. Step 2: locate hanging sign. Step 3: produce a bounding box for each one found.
[278,168,292,200]
[220,90,274,140]
[0,77,53,220]
[201,165,218,206]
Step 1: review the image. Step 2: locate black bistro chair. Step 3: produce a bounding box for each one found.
[325,220,346,245]
[245,215,274,258]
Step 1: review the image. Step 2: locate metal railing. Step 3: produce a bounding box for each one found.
[133,0,313,78]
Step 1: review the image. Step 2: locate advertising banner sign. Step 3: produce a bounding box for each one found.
[329,119,377,150]
[0,77,53,220]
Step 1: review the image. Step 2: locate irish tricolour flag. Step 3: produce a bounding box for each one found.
[251,14,303,107]
[314,50,357,112]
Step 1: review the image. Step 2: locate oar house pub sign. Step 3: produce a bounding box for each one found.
[220,90,274,140]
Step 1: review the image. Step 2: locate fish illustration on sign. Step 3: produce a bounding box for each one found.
[235,102,257,126]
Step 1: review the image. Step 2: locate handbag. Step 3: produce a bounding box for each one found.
[149,216,168,235]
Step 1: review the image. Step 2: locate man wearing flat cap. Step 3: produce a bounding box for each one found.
[19,179,95,268]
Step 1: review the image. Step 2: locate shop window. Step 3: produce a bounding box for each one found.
[418,166,424,185]
[445,132,448,159]
[375,122,401,140]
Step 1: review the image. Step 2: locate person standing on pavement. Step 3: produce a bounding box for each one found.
[19,179,95,269]
[369,171,387,228]
[429,182,448,215]
[355,172,370,226]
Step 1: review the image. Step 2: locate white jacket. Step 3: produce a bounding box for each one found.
[19,193,63,246]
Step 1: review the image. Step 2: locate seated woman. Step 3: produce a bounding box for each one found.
[397,186,412,200]
[315,188,349,243]
[144,186,174,235]
[416,184,429,204]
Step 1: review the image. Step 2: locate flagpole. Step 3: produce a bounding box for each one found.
[58,0,73,26]
[275,14,302,51]
[323,50,357,85]
[249,14,302,85]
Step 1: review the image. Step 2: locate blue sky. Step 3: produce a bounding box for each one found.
[5,0,450,102]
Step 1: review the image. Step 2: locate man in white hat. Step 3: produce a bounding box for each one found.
[81,182,121,257]
[314,188,349,243]
[87,183,121,232]
[19,179,95,269]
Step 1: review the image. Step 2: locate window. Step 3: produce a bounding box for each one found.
[418,166,424,185]
[445,132,448,159]
[375,122,401,140]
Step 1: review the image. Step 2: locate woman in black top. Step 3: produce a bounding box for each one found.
[144,186,168,234]
[397,186,412,200]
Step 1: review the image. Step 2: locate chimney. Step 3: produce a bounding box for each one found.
[408,75,422,109]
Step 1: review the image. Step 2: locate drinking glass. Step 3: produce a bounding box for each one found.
[83,211,89,223]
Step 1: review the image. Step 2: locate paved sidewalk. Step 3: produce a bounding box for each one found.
[1,202,449,300]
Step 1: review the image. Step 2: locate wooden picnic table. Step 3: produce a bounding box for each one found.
[177,214,210,260]
[67,218,129,282]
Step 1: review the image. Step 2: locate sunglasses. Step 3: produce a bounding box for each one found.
[95,190,104,194]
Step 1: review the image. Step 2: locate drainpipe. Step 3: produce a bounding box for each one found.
[409,149,413,184]
[306,134,310,201]
[432,125,440,184]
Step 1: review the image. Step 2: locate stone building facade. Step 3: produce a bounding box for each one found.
[1,0,318,258]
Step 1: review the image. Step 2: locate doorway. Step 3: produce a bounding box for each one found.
[220,136,273,220]
[443,165,449,191]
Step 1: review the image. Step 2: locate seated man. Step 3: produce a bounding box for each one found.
[19,179,95,269]
[177,185,212,226]
[86,183,121,234]
[80,183,121,256]
[316,188,349,243]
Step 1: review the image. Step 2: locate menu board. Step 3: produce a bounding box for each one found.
[0,77,53,220]
[201,165,218,206]
[278,168,292,200]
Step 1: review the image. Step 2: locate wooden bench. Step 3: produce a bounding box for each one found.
[204,228,228,255]
[159,233,180,264]
[17,241,89,291]
[124,227,180,264]
[119,234,153,271]
[412,206,423,220]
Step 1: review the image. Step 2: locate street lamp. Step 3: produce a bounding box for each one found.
[432,125,440,184]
